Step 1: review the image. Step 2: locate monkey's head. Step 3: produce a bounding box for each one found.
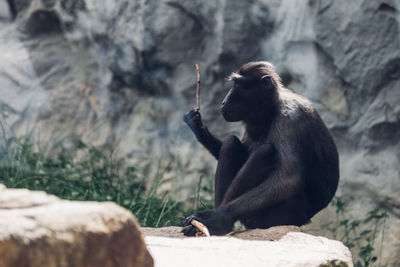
[221,61,281,122]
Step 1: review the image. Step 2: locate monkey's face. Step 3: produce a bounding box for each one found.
[221,74,277,122]
[221,77,269,122]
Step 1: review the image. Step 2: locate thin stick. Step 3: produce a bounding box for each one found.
[195,64,200,110]
[191,219,210,237]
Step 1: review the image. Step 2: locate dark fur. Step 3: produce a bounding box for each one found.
[182,61,339,235]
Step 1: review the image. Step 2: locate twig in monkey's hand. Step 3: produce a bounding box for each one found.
[191,219,210,237]
[195,64,201,111]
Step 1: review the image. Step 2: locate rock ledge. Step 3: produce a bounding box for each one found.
[0,185,153,267]
[143,227,353,267]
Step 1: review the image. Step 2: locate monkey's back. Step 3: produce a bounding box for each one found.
[274,88,340,218]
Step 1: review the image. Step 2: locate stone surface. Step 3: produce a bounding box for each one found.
[142,225,302,241]
[144,230,353,267]
[0,0,399,265]
[228,225,303,241]
[0,0,12,20]
[0,185,153,267]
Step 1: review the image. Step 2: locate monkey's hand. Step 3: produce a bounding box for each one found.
[183,109,204,134]
[180,209,234,236]
[183,109,222,159]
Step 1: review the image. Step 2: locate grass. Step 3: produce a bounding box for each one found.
[0,128,194,227]
[315,197,389,267]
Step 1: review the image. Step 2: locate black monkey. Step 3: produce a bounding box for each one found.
[181,61,339,236]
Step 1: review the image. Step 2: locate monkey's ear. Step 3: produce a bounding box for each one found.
[261,75,276,90]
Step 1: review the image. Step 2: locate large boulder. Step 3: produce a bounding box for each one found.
[143,226,353,267]
[0,184,153,267]
[0,0,399,264]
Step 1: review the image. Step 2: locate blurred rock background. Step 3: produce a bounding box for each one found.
[0,0,399,265]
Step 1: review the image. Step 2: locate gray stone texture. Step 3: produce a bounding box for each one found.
[0,184,154,267]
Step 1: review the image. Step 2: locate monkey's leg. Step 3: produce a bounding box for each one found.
[214,136,247,208]
[218,166,304,228]
[220,143,277,205]
[181,135,245,236]
[242,192,309,229]
[181,148,300,236]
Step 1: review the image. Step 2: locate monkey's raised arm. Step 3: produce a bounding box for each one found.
[184,109,222,159]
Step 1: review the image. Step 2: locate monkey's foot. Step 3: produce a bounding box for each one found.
[180,210,234,236]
